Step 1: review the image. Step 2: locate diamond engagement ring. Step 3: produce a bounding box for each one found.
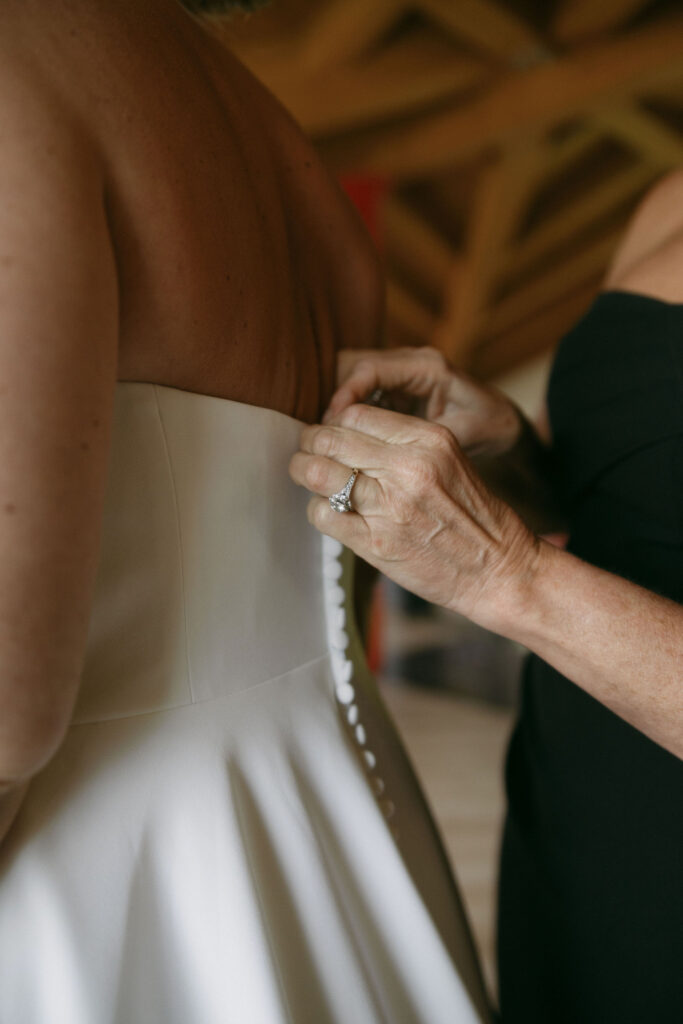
[329,468,360,513]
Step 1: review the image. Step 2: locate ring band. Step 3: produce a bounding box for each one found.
[329,468,360,514]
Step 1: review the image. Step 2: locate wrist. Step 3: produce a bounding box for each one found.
[469,534,558,642]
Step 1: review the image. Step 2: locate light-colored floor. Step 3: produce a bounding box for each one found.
[381,680,514,1001]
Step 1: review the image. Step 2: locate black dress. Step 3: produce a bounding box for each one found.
[497,291,683,1024]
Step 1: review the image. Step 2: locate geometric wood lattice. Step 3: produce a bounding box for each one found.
[216,0,683,378]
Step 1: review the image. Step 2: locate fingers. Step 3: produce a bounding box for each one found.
[289,452,380,514]
[299,414,393,472]
[311,404,461,453]
[324,359,382,422]
[306,495,371,551]
[325,347,448,422]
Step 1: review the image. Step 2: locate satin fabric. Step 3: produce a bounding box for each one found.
[1,382,491,1024]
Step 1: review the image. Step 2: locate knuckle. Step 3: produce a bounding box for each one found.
[422,346,447,369]
[310,426,338,458]
[402,454,439,492]
[391,486,416,524]
[417,459,441,490]
[422,453,444,487]
[396,345,421,361]
[338,402,367,430]
[427,422,458,456]
[354,357,377,378]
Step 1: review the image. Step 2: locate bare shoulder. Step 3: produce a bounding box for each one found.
[0,28,108,275]
[604,167,683,303]
[0,26,97,164]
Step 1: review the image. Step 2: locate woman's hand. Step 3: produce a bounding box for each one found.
[290,403,539,628]
[293,399,683,759]
[325,347,523,459]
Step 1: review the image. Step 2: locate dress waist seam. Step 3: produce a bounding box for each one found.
[69,651,332,728]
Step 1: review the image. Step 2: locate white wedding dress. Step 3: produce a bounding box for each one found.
[0,382,491,1024]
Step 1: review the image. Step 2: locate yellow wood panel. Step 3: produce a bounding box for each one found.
[542,122,604,169]
[238,31,490,135]
[507,162,656,278]
[296,0,402,71]
[553,0,655,43]
[222,0,683,381]
[591,102,683,166]
[383,197,458,293]
[416,0,547,62]
[386,279,437,340]
[437,143,549,365]
[322,14,683,177]
[488,229,622,336]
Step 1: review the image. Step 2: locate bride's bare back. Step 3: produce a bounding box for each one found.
[10,0,383,422]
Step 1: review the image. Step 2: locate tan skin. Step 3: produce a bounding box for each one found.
[291,169,683,762]
[86,0,381,414]
[0,0,383,840]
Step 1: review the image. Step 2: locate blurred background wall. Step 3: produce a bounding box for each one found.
[219,0,683,383]
[212,0,683,995]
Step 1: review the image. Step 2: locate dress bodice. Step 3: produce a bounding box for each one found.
[74,383,328,724]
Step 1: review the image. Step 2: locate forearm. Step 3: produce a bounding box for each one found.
[0,780,29,845]
[472,414,566,535]
[490,541,683,759]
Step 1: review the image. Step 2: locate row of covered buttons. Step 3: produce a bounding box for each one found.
[322,536,396,826]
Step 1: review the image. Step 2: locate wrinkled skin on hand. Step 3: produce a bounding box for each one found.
[325,346,524,459]
[290,403,539,628]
